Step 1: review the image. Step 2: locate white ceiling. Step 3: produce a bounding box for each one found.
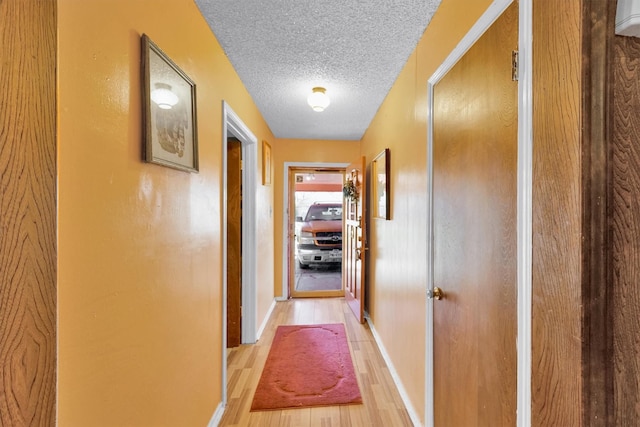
[194,0,442,141]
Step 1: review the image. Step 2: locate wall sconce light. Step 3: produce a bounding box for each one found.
[151,82,179,109]
[307,87,330,112]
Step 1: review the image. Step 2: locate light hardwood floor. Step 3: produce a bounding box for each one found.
[219,298,414,426]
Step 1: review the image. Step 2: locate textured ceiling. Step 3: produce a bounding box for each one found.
[194,0,442,140]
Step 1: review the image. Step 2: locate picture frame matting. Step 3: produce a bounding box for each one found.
[141,33,199,173]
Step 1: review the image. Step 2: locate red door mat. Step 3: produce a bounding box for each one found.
[250,323,363,411]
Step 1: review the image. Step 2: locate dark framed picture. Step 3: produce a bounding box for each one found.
[372,148,390,220]
[141,34,198,172]
[262,140,272,185]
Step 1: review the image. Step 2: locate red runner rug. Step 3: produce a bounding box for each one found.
[250,323,363,411]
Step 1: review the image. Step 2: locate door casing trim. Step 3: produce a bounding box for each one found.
[516,0,533,425]
[282,162,350,299]
[425,0,532,425]
[221,101,259,406]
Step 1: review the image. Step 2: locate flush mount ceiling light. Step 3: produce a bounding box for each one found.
[307,87,330,112]
[151,82,179,109]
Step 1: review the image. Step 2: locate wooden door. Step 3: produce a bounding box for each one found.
[344,157,366,323]
[227,138,242,347]
[432,3,518,425]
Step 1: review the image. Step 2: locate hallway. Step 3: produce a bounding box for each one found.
[220,298,413,426]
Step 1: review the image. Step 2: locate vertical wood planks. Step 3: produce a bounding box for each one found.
[531,0,583,424]
[0,0,57,425]
[612,34,640,426]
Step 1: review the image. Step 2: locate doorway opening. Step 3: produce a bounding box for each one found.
[283,163,349,298]
[221,101,258,406]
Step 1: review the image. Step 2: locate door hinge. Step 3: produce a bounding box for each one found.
[512,50,519,81]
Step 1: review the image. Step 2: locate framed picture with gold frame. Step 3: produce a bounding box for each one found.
[372,148,390,220]
[262,140,272,185]
[141,34,198,172]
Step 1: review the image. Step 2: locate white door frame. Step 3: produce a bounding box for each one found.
[221,101,259,405]
[281,162,350,298]
[424,0,532,425]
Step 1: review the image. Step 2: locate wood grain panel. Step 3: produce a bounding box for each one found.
[227,138,242,348]
[581,1,615,425]
[531,0,583,425]
[612,34,640,426]
[0,0,57,425]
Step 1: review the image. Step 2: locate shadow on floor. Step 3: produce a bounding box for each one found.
[294,263,341,291]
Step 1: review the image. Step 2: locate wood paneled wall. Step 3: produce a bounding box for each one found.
[0,0,57,425]
[612,31,640,427]
[566,1,640,425]
[580,1,640,424]
[532,0,583,424]
[581,1,615,425]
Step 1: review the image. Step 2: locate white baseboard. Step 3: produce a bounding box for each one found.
[256,298,278,341]
[365,314,422,427]
[207,402,225,427]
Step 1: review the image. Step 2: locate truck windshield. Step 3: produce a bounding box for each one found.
[305,205,343,221]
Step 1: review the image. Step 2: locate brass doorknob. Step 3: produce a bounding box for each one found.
[427,287,444,300]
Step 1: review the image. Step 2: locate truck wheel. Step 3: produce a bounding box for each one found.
[299,261,309,269]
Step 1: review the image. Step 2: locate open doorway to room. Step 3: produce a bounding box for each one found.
[288,167,345,298]
[221,101,258,407]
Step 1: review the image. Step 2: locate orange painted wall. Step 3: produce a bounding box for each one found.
[272,138,360,297]
[57,0,274,425]
[360,0,493,422]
